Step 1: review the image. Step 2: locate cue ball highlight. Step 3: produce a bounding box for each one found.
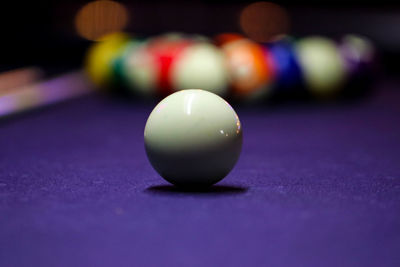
[144,89,243,187]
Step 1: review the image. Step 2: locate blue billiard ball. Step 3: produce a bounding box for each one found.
[268,41,303,90]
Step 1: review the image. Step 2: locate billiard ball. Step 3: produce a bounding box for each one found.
[339,34,375,76]
[339,34,376,98]
[85,32,131,88]
[144,89,243,187]
[170,42,230,96]
[150,37,194,96]
[121,40,158,98]
[112,39,143,92]
[267,40,303,90]
[295,36,347,98]
[220,38,275,102]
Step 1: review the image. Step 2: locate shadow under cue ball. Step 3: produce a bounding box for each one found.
[144,89,243,187]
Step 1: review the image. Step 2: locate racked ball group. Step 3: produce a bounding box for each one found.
[85,32,375,103]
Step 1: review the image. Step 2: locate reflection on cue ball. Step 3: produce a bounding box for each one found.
[144,89,243,187]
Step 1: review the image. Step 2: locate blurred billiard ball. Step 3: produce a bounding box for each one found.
[295,36,347,99]
[85,32,131,89]
[170,42,229,96]
[339,34,375,76]
[267,40,304,93]
[339,34,376,99]
[220,38,275,102]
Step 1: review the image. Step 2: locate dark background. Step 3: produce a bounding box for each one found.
[1,1,400,75]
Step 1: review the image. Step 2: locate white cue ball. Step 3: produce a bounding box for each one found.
[144,89,243,187]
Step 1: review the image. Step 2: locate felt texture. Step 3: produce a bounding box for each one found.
[1,82,399,267]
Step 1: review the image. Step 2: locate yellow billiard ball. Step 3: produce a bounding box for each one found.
[85,32,131,88]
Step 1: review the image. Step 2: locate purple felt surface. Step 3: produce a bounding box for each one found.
[1,81,400,267]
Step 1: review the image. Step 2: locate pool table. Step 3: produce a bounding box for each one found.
[1,74,399,267]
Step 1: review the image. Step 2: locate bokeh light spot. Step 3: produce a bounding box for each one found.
[75,0,129,41]
[239,2,290,43]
